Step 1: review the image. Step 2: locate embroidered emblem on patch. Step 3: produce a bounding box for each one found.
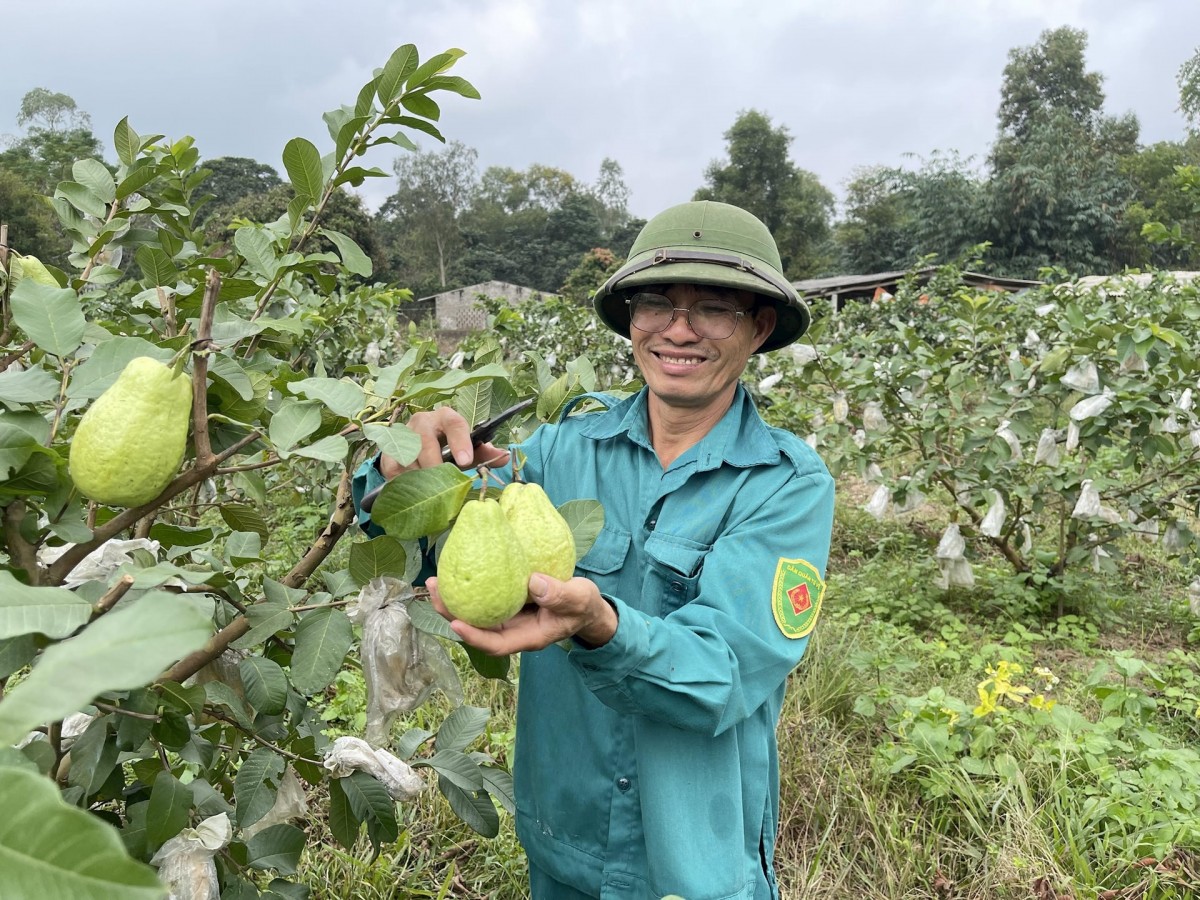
[771,558,825,639]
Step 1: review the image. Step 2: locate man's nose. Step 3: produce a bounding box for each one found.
[660,306,700,338]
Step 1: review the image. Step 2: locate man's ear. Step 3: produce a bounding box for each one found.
[750,304,777,352]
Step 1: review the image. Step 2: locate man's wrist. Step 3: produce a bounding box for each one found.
[574,594,618,649]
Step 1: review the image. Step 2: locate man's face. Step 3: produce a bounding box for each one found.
[629,283,776,413]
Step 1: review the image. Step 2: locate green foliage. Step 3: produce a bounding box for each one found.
[769,257,1200,614]
[0,41,562,897]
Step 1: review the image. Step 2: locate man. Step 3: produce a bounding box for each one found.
[354,200,834,899]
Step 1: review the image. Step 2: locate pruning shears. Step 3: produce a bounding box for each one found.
[359,398,534,513]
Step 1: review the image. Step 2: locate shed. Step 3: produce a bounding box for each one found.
[793,268,1042,315]
[404,281,557,334]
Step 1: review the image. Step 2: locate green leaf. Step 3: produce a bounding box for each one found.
[239,657,288,716]
[376,44,419,105]
[418,749,483,791]
[465,643,510,680]
[116,159,161,200]
[0,635,36,680]
[234,225,278,278]
[370,464,473,540]
[0,592,210,746]
[56,181,108,218]
[207,354,255,401]
[362,423,421,468]
[0,366,60,405]
[134,245,177,287]
[66,716,119,796]
[406,599,458,641]
[113,117,140,167]
[399,93,440,121]
[536,372,582,422]
[146,771,192,852]
[396,364,511,404]
[289,607,353,696]
[326,776,360,850]
[245,823,305,875]
[438,776,499,837]
[205,680,255,730]
[292,434,349,463]
[221,504,270,541]
[269,399,323,455]
[558,499,605,561]
[337,770,397,847]
[288,377,365,418]
[0,765,166,899]
[404,50,464,89]
[73,159,116,203]
[282,138,324,202]
[10,279,87,358]
[479,765,515,816]
[234,747,285,828]
[321,229,372,277]
[422,75,482,99]
[435,706,489,753]
[348,536,408,586]
[0,424,37,480]
[230,601,294,652]
[0,571,93,640]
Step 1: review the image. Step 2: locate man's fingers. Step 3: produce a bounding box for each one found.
[409,409,473,468]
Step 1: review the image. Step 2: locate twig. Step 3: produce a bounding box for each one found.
[207,713,323,766]
[191,269,221,465]
[92,574,136,618]
[0,339,36,374]
[93,699,160,722]
[4,501,41,585]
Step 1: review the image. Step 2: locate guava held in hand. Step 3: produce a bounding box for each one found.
[437,497,532,628]
[69,356,193,507]
[499,481,576,581]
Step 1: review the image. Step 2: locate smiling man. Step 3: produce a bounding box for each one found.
[354,200,835,899]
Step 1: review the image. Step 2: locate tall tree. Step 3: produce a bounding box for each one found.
[589,157,631,241]
[996,26,1105,142]
[1177,44,1200,133]
[377,140,479,290]
[199,156,283,218]
[694,110,834,277]
[987,28,1138,276]
[16,87,91,133]
[0,89,104,196]
[0,169,66,266]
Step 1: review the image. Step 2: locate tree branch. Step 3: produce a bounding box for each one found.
[4,501,41,585]
[191,269,221,465]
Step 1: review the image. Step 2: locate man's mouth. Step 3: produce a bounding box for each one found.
[652,350,709,367]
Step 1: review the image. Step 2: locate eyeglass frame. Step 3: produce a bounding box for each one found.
[624,290,757,340]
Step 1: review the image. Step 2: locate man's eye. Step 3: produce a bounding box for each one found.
[695,303,736,317]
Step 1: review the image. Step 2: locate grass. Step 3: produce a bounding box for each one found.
[285,487,1200,899]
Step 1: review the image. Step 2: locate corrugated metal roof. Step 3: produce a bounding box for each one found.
[793,268,1042,299]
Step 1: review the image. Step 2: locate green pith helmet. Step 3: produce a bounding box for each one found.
[593,200,810,353]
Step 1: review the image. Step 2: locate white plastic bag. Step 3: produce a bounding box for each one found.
[150,814,231,900]
[892,479,925,515]
[995,421,1022,461]
[1189,578,1200,617]
[1066,421,1081,453]
[935,524,966,561]
[757,372,783,393]
[832,393,849,424]
[1069,389,1116,422]
[242,767,308,839]
[863,401,888,432]
[1071,480,1101,519]
[1034,429,1061,466]
[348,578,464,747]
[323,736,425,801]
[864,485,890,520]
[35,538,162,589]
[980,491,1005,538]
[1061,359,1101,394]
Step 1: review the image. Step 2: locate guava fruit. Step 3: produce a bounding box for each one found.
[499,481,576,581]
[12,255,59,288]
[69,356,193,507]
[437,498,531,627]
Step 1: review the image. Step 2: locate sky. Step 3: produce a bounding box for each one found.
[2,0,1198,221]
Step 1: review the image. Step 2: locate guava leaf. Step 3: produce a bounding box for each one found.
[371,464,473,540]
[558,499,605,561]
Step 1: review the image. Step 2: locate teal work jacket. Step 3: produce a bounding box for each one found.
[353,385,835,899]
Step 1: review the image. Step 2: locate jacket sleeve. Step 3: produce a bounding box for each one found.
[566,465,835,737]
[351,454,387,537]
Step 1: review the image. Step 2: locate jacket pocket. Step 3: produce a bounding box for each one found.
[645,531,710,614]
[575,524,631,576]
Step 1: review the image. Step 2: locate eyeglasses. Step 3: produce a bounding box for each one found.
[626,292,750,340]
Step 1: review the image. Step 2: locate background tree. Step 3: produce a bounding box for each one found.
[0,169,66,266]
[1178,44,1200,133]
[376,140,479,293]
[986,28,1138,276]
[695,109,835,277]
[1,89,104,196]
[589,157,632,242]
[198,156,283,221]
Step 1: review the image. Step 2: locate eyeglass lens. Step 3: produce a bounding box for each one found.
[628,293,743,339]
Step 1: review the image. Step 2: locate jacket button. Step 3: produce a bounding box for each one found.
[617,777,631,792]
[647,518,657,529]
[670,581,684,592]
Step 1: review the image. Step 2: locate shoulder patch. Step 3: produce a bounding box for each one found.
[771,557,825,639]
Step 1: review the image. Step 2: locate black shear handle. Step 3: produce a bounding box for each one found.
[359,398,534,513]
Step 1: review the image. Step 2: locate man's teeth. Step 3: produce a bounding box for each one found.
[658,354,705,366]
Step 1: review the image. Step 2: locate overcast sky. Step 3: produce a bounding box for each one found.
[3,0,1198,220]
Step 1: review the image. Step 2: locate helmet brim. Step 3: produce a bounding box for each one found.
[594,260,810,354]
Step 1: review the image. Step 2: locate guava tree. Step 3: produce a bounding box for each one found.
[769,259,1200,614]
[0,42,590,899]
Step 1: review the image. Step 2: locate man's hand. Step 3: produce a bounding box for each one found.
[427,572,618,655]
[379,407,510,478]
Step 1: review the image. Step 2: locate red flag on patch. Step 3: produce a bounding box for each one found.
[787,583,811,615]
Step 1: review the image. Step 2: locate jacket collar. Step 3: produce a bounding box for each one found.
[580,384,780,470]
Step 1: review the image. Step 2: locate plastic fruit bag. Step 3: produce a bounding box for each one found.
[1071,480,1101,519]
[980,490,1005,538]
[1061,359,1100,394]
[323,736,424,800]
[242,767,308,839]
[1034,429,1061,466]
[864,485,890,520]
[348,577,463,747]
[150,814,231,900]
[1069,389,1115,422]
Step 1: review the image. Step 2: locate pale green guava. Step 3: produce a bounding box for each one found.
[437,498,532,627]
[499,481,576,581]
